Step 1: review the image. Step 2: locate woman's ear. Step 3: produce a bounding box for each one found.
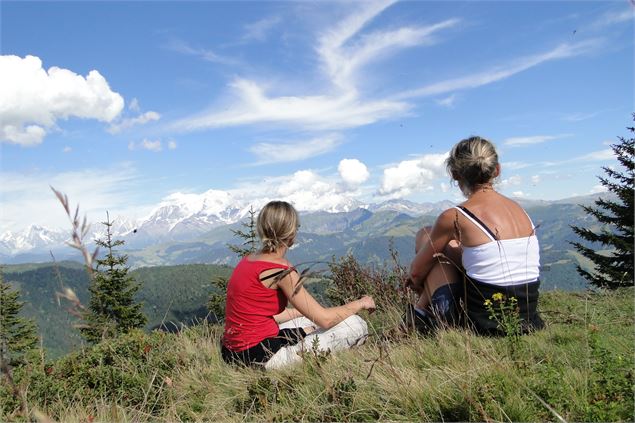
[493,164,501,178]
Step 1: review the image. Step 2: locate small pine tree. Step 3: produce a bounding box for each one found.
[0,269,38,367]
[570,117,634,289]
[208,207,259,321]
[81,213,147,343]
[227,206,259,257]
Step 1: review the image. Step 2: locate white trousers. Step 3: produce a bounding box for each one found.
[264,315,369,370]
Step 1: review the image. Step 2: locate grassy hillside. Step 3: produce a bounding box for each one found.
[2,288,632,422]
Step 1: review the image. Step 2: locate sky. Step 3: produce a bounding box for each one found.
[0,0,633,233]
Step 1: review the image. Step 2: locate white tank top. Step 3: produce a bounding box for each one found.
[455,206,540,286]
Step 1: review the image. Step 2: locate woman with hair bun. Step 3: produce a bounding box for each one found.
[222,201,375,368]
[405,136,544,335]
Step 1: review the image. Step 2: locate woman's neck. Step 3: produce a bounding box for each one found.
[259,247,287,259]
[470,182,495,195]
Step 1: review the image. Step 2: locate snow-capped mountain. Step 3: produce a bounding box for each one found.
[0,190,366,258]
[367,199,455,216]
[0,225,68,255]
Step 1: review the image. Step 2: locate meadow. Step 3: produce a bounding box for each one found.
[1,265,633,422]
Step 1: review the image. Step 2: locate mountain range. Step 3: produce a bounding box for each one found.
[0,196,454,263]
[1,193,606,292]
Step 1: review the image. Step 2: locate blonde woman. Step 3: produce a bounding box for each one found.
[406,136,544,334]
[222,201,375,368]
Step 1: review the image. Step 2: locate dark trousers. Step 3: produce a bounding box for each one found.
[221,327,307,366]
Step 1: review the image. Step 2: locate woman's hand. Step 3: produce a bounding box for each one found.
[357,295,376,312]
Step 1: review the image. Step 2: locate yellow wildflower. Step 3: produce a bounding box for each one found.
[484,299,492,306]
[492,292,504,302]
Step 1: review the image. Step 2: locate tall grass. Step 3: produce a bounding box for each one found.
[2,276,633,421]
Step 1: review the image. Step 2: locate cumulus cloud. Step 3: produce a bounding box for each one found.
[0,55,124,146]
[338,159,370,186]
[500,175,522,188]
[167,140,178,150]
[531,175,541,184]
[379,152,448,198]
[512,191,529,198]
[62,146,72,153]
[108,111,161,134]
[248,134,342,165]
[590,184,608,194]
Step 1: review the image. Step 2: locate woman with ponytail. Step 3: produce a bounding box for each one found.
[405,136,544,335]
[222,201,375,368]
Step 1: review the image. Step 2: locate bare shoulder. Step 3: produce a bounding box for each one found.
[437,207,459,226]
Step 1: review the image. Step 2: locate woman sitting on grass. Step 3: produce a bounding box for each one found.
[221,200,375,368]
[405,136,544,335]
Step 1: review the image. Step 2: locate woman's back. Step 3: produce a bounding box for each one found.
[456,190,535,247]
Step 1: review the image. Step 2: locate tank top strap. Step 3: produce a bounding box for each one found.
[454,206,497,242]
[521,208,536,230]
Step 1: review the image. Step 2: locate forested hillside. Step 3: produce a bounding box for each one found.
[2,263,231,357]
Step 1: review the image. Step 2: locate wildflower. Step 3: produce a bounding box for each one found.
[484,299,492,306]
[492,292,504,302]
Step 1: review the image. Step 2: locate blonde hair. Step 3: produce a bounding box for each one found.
[446,136,499,196]
[257,201,299,253]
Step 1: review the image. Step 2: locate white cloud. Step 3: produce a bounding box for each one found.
[436,94,457,108]
[575,149,615,162]
[174,78,410,131]
[129,139,163,152]
[500,175,522,188]
[379,152,448,198]
[242,16,282,42]
[108,111,161,134]
[167,140,177,150]
[173,2,458,132]
[0,164,146,232]
[338,158,370,186]
[591,8,633,29]
[165,39,238,66]
[503,161,531,170]
[503,133,573,147]
[248,134,342,165]
[512,191,529,198]
[128,98,140,112]
[240,170,361,213]
[531,175,541,184]
[396,39,602,99]
[590,184,608,194]
[561,111,601,122]
[62,146,72,153]
[0,55,124,146]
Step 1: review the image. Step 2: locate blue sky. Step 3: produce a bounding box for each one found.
[0,0,633,232]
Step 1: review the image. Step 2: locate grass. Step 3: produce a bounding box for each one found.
[2,287,633,422]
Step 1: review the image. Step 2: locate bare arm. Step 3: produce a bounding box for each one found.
[276,272,375,329]
[408,209,456,289]
[273,307,304,324]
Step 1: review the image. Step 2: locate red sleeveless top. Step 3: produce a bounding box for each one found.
[222,257,289,352]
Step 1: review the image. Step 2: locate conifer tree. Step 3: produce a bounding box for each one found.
[208,207,259,321]
[227,207,258,257]
[81,213,147,343]
[0,269,38,367]
[570,117,634,289]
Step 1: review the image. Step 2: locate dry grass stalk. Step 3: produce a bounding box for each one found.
[50,186,99,276]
